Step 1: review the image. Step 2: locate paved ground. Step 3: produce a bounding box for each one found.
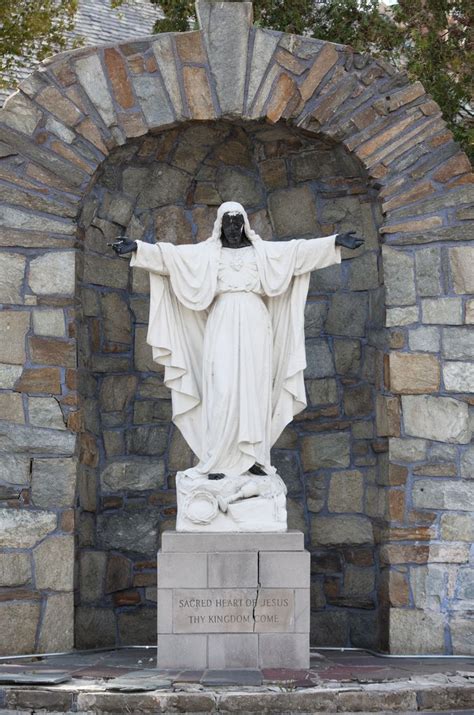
[0,647,473,712]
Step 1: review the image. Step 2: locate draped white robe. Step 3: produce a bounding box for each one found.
[130,202,341,477]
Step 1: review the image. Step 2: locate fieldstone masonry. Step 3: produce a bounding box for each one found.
[0,0,472,655]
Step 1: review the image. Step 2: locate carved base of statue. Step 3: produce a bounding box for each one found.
[157,530,310,669]
[176,470,287,532]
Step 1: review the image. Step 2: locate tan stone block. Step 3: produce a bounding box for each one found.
[389,353,440,394]
[275,48,307,75]
[76,117,108,153]
[36,86,82,126]
[413,462,457,477]
[266,73,297,124]
[328,470,364,513]
[15,367,62,394]
[380,544,429,566]
[50,140,93,175]
[29,251,75,296]
[117,112,147,139]
[381,569,410,607]
[0,602,40,656]
[300,44,339,102]
[369,117,444,169]
[312,76,358,126]
[0,552,31,587]
[449,247,474,294]
[428,543,470,563]
[384,527,433,542]
[104,47,135,110]
[29,336,76,368]
[2,92,43,134]
[422,297,463,325]
[374,82,425,114]
[440,514,474,541]
[311,515,373,545]
[0,253,26,304]
[38,592,74,652]
[155,206,193,245]
[376,394,401,437]
[0,311,29,364]
[183,66,215,121]
[382,181,434,213]
[387,490,405,521]
[0,392,24,423]
[151,36,184,120]
[433,153,472,182]
[259,158,287,189]
[34,535,74,591]
[390,609,445,654]
[388,463,408,486]
[354,114,417,159]
[380,216,442,235]
[175,31,206,63]
[466,299,474,324]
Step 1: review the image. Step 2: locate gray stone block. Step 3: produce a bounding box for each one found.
[258,633,309,668]
[197,1,252,114]
[208,552,258,588]
[161,530,304,552]
[295,589,310,634]
[157,589,172,634]
[158,552,207,588]
[259,551,310,588]
[208,634,258,668]
[157,634,207,669]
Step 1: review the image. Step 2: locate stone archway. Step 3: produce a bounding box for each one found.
[0,0,472,655]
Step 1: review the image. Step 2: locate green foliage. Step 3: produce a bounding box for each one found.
[392,0,473,157]
[0,0,80,88]
[151,0,473,160]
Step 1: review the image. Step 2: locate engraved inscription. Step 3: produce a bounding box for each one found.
[173,589,294,633]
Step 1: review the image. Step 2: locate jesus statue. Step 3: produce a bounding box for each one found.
[112,201,363,530]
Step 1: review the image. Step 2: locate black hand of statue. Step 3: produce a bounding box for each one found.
[335,231,364,250]
[109,239,137,256]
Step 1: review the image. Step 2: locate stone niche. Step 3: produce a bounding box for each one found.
[75,119,384,649]
[1,0,472,657]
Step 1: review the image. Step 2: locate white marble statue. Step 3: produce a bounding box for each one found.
[112,201,363,531]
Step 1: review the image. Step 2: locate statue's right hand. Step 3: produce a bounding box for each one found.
[108,239,137,256]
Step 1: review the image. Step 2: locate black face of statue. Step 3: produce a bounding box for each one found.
[221,212,245,247]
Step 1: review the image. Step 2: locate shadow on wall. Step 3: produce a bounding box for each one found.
[75,119,386,650]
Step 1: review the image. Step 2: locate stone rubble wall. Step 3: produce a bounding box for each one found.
[0,0,472,654]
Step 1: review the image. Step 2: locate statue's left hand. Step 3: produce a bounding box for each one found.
[108,239,137,256]
[335,231,364,250]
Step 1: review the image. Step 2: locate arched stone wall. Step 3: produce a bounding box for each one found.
[75,120,385,648]
[0,0,472,655]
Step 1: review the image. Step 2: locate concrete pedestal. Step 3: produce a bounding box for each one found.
[157,530,310,669]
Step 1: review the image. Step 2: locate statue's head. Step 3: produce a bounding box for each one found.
[211,201,259,246]
[221,211,246,247]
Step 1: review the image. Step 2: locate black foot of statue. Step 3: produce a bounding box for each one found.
[249,463,267,476]
[208,473,225,480]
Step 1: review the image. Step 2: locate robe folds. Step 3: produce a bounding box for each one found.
[130,202,341,477]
